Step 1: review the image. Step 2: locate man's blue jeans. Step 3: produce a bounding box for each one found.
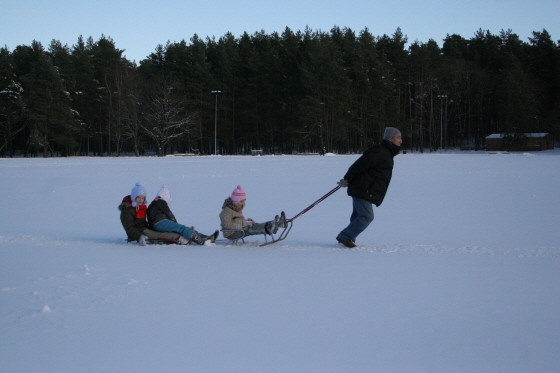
[338,197,374,242]
[154,220,195,240]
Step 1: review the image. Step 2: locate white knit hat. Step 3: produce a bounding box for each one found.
[157,185,172,204]
[130,182,147,207]
[231,185,247,204]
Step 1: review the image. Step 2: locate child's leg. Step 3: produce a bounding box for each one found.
[154,220,195,239]
[246,222,269,235]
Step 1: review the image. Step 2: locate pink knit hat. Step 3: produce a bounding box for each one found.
[231,185,247,204]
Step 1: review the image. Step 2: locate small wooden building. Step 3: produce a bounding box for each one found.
[485,133,554,151]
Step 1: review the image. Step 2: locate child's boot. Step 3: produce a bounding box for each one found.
[207,230,219,243]
[190,230,219,245]
[266,215,280,234]
[279,211,287,228]
[190,232,207,245]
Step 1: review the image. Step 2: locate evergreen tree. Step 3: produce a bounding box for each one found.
[19,41,76,156]
[70,36,98,155]
[299,28,351,153]
[120,66,143,156]
[90,35,126,156]
[527,29,560,134]
[182,35,214,153]
[358,28,394,146]
[277,27,305,153]
[2,27,558,156]
[376,28,410,148]
[0,48,25,157]
[208,33,240,154]
[408,39,443,150]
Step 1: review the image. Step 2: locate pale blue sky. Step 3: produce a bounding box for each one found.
[1,0,558,62]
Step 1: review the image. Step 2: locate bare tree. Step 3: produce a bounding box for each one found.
[113,64,145,156]
[121,91,143,156]
[141,75,195,156]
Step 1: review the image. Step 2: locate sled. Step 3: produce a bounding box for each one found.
[218,220,294,247]
[262,185,340,246]
[219,185,340,247]
[217,229,247,245]
[125,238,176,245]
[258,220,293,246]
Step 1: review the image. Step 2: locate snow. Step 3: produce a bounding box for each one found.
[486,133,550,138]
[1,150,559,373]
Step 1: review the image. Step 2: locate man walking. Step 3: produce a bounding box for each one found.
[336,127,402,248]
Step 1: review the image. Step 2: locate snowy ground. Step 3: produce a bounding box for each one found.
[1,150,559,373]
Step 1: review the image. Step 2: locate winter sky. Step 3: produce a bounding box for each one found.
[1,0,559,63]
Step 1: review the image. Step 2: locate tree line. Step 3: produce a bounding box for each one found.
[1,26,559,157]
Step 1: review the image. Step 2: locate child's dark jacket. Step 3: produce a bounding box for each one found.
[147,198,177,228]
[118,195,149,241]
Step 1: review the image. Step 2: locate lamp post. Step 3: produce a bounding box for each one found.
[211,90,221,155]
[319,102,325,153]
[438,94,447,151]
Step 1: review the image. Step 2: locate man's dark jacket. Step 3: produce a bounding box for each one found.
[344,139,400,206]
[147,198,177,228]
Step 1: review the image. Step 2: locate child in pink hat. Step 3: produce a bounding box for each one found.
[219,185,286,240]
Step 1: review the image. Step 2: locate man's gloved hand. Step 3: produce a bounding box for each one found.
[337,179,349,188]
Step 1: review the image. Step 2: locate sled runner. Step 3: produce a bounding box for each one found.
[219,219,294,247]
[228,185,340,247]
[218,229,247,245]
[125,237,176,245]
[257,219,293,246]
[126,229,218,246]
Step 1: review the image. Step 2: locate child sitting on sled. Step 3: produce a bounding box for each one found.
[119,182,190,246]
[219,185,287,240]
[148,185,218,245]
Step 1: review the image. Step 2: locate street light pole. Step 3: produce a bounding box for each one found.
[211,90,221,155]
[319,102,325,153]
[438,94,447,151]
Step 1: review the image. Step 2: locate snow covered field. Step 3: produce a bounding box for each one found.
[1,150,559,373]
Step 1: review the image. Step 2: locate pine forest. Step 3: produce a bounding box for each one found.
[1,26,559,157]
